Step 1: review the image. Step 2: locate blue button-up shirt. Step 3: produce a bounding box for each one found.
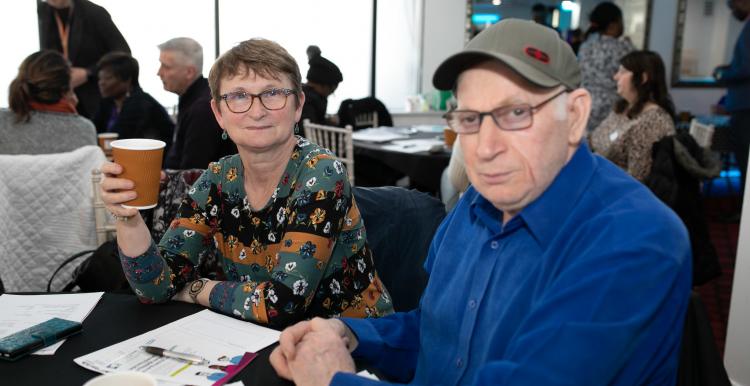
[334,144,691,386]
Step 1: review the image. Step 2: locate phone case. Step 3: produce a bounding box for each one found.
[0,317,82,361]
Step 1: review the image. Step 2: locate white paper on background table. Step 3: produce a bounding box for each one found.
[381,138,445,153]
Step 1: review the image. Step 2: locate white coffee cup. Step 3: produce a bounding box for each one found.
[82,371,157,386]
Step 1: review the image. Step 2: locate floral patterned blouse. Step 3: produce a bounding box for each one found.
[121,136,394,327]
[578,33,634,132]
[589,107,675,181]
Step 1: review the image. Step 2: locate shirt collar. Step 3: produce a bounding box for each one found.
[469,143,597,247]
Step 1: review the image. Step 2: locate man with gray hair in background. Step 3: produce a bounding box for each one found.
[158,37,236,169]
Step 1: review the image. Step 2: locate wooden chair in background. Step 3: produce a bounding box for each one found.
[303,119,355,185]
[354,111,378,129]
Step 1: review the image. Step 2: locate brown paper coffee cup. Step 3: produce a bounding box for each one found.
[443,128,457,148]
[97,133,118,157]
[111,138,165,210]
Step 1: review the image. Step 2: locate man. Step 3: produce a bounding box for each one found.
[158,37,236,169]
[270,19,692,386]
[715,0,750,199]
[38,0,130,118]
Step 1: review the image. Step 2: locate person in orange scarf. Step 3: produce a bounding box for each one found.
[0,50,96,154]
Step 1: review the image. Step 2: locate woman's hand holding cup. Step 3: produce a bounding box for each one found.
[99,161,140,221]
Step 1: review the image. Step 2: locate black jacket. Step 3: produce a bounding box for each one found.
[38,0,130,118]
[337,97,393,130]
[93,86,174,151]
[645,132,722,286]
[301,84,328,126]
[164,77,236,170]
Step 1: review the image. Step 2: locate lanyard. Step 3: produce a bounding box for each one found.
[53,8,72,59]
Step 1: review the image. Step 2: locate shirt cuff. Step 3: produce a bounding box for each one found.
[341,317,382,358]
[330,372,385,386]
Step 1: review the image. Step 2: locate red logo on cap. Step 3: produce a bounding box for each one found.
[524,46,550,64]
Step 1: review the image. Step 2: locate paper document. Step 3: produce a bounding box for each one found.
[352,127,411,143]
[381,138,445,154]
[75,309,280,386]
[0,292,103,355]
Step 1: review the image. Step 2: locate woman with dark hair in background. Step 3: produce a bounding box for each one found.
[93,52,173,147]
[590,50,676,181]
[300,46,342,126]
[0,50,95,154]
[578,1,634,132]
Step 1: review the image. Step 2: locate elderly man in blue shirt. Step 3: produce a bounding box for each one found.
[270,19,692,386]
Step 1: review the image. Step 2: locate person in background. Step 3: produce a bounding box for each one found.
[578,1,634,133]
[0,50,95,154]
[531,3,550,27]
[269,19,691,386]
[158,37,236,170]
[93,52,173,149]
[300,46,343,126]
[38,0,130,119]
[99,38,393,328]
[590,50,676,181]
[714,0,750,199]
[568,28,583,55]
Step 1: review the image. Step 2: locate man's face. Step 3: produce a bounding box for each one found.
[456,61,584,220]
[729,0,750,20]
[157,50,196,95]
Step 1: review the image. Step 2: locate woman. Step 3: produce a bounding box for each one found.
[0,50,96,154]
[578,2,634,132]
[101,39,393,327]
[590,50,676,181]
[300,46,342,126]
[93,52,174,146]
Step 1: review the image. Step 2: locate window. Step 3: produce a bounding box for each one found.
[0,1,38,108]
[672,0,744,86]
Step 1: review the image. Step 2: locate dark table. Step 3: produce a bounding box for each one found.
[0,293,291,386]
[354,132,451,195]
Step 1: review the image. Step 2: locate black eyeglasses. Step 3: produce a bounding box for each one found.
[443,89,568,134]
[220,88,297,113]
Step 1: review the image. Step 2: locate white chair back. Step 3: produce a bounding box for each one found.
[303,119,355,185]
[354,111,378,129]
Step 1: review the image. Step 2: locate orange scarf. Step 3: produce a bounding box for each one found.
[29,100,78,115]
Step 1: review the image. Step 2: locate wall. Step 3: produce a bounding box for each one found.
[420,0,466,95]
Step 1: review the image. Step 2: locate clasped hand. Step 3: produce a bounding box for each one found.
[270,317,358,386]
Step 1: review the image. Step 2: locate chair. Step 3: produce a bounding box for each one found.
[688,118,715,149]
[354,111,378,128]
[337,97,393,130]
[677,292,732,386]
[303,119,356,185]
[353,186,446,311]
[92,169,117,245]
[0,146,105,292]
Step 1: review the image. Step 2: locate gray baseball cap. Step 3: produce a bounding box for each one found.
[433,19,581,91]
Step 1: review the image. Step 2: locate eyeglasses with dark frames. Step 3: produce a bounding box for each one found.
[443,89,569,134]
[220,88,297,113]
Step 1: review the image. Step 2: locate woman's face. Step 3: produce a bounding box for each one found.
[97,68,131,99]
[614,65,637,105]
[210,69,304,152]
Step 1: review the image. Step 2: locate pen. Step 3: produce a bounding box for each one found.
[140,346,208,365]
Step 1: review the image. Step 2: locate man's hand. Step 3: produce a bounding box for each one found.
[713,65,729,81]
[270,318,358,382]
[287,328,356,386]
[70,67,89,88]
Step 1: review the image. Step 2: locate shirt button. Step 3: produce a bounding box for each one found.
[456,358,463,368]
[490,240,499,249]
[468,299,476,309]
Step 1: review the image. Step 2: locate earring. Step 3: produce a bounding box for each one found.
[221,130,228,140]
[294,123,299,135]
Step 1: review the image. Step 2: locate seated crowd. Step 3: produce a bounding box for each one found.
[6,0,738,383]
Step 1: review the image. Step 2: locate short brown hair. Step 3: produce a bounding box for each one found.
[208,39,301,105]
[8,50,71,123]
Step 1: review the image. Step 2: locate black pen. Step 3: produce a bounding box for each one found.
[140,346,208,365]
